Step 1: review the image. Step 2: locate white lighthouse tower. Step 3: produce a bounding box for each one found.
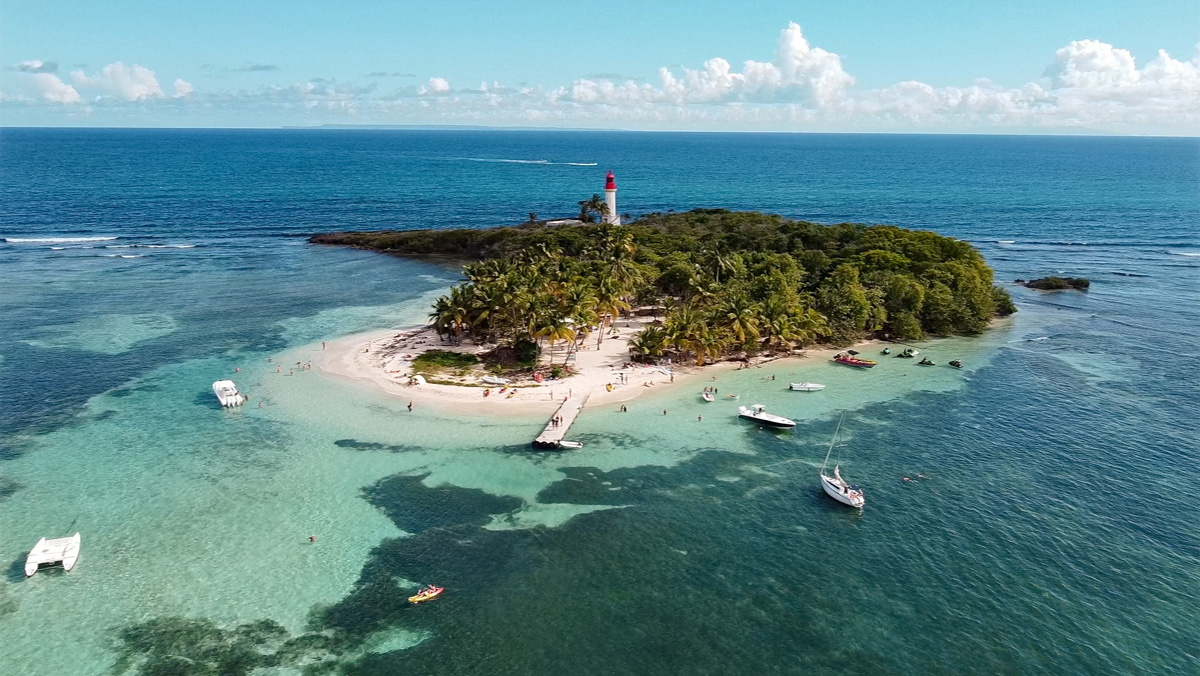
[603,170,620,225]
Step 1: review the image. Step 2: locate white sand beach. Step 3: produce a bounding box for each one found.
[313,317,876,417]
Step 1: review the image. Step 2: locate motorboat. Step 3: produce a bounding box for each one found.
[25,532,81,576]
[557,440,583,450]
[481,375,509,385]
[789,382,826,392]
[212,380,245,407]
[702,391,715,402]
[738,404,796,428]
[881,347,891,355]
[408,585,444,604]
[833,353,877,368]
[917,357,935,366]
[898,348,918,358]
[949,360,963,369]
[820,413,864,508]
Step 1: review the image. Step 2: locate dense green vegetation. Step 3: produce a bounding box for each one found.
[1018,276,1090,291]
[313,210,1015,363]
[411,349,478,374]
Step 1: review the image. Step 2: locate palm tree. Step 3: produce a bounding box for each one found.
[593,277,631,348]
[535,316,577,366]
[627,325,667,362]
[691,327,729,366]
[722,296,761,346]
[586,194,609,223]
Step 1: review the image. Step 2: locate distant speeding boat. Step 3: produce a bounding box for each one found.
[738,404,796,428]
[949,360,963,369]
[820,413,864,508]
[213,380,245,407]
[789,382,826,392]
[25,532,81,577]
[833,353,877,368]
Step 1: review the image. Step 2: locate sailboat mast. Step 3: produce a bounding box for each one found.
[822,412,845,472]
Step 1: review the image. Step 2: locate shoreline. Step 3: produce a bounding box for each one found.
[310,318,885,418]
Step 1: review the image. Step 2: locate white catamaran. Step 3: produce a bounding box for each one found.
[820,413,865,508]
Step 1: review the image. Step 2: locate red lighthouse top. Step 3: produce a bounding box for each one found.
[605,171,616,190]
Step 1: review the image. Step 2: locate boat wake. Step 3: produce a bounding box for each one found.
[455,157,597,166]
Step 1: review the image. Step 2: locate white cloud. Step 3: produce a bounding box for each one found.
[418,77,451,95]
[70,62,164,101]
[5,25,1197,134]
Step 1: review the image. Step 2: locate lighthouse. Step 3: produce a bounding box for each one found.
[603,171,620,225]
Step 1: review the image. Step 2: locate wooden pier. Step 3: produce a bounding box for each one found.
[532,394,590,449]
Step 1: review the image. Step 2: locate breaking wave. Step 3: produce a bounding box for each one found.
[5,236,118,243]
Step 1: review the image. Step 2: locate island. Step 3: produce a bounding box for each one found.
[1016,276,1090,291]
[310,210,1016,417]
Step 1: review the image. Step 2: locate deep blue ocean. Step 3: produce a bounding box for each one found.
[1,129,1198,675]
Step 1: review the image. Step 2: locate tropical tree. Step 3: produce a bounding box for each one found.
[628,325,667,362]
[535,316,577,366]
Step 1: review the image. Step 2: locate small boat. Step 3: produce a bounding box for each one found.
[702,391,715,402]
[949,360,963,369]
[212,380,245,407]
[557,440,583,449]
[481,375,509,385]
[881,347,891,355]
[738,404,796,428]
[917,357,935,366]
[408,585,444,604]
[898,348,918,358]
[789,382,826,392]
[833,353,877,368]
[25,532,81,577]
[820,414,864,508]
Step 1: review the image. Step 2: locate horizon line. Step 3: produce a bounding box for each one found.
[1,124,1196,139]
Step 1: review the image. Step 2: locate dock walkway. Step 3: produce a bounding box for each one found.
[532,394,590,449]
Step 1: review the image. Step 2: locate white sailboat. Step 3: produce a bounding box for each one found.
[820,413,865,508]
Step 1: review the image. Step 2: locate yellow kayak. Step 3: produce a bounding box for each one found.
[409,586,444,604]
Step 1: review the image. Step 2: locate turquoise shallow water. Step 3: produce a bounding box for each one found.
[1,130,1197,675]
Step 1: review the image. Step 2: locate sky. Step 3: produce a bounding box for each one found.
[2,1,1198,134]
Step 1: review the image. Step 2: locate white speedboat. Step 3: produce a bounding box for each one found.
[737,404,796,428]
[789,382,825,392]
[557,440,583,450]
[212,380,245,407]
[702,391,715,402]
[820,413,864,508]
[25,532,81,577]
